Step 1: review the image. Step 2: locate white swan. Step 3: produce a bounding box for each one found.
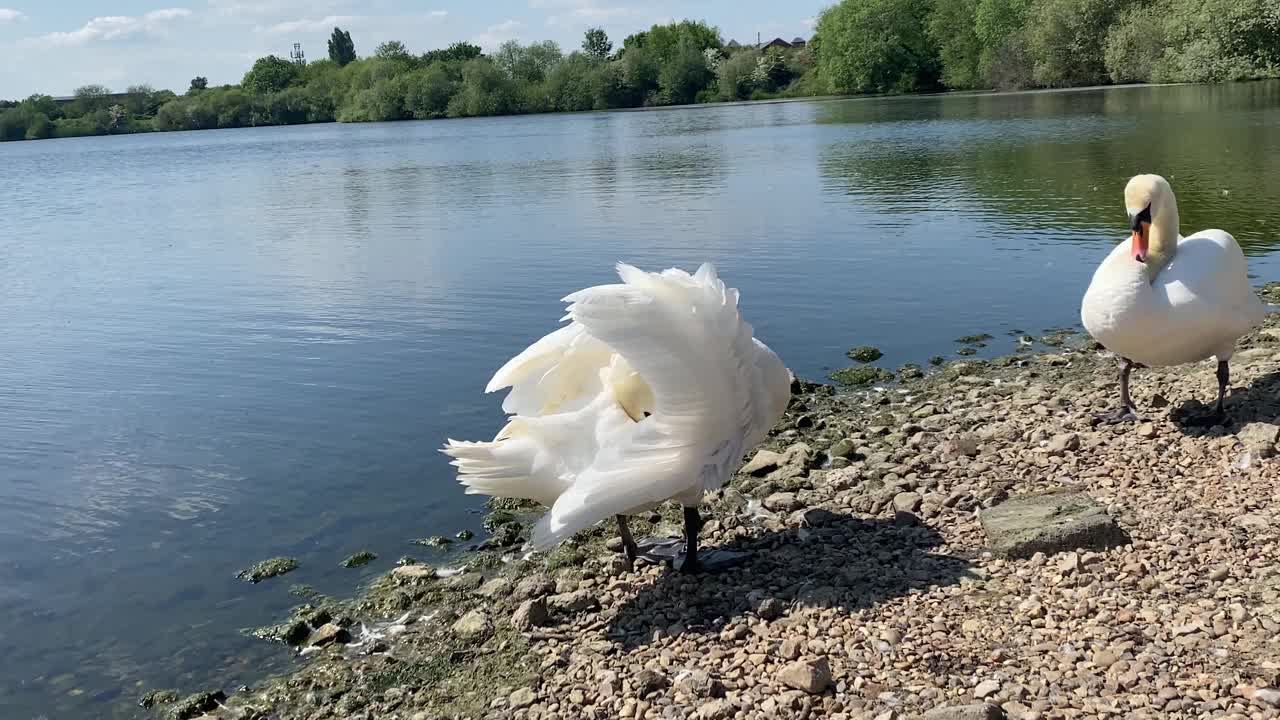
[1081,174,1265,423]
[442,262,791,573]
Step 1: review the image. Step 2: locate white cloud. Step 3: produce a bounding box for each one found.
[24,8,192,48]
[534,0,638,27]
[0,8,25,24]
[429,10,448,18]
[472,19,521,50]
[260,14,358,34]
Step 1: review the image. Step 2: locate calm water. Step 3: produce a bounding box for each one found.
[3,82,1280,719]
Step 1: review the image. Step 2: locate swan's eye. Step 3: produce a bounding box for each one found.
[1129,205,1152,231]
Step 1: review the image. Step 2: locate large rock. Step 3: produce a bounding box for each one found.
[778,657,831,694]
[512,598,550,630]
[742,450,783,476]
[923,704,1006,720]
[764,492,802,513]
[307,623,351,647]
[451,609,492,641]
[980,490,1128,558]
[1238,422,1280,458]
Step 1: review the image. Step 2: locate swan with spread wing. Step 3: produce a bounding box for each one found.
[442,262,791,573]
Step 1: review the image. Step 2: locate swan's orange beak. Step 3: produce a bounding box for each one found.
[1131,223,1149,263]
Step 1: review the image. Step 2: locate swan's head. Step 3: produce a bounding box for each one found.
[1123,174,1174,265]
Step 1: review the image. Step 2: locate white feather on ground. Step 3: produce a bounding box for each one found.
[442,262,791,552]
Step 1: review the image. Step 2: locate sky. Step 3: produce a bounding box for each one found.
[0,1,826,99]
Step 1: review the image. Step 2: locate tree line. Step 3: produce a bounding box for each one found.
[1,4,1276,142]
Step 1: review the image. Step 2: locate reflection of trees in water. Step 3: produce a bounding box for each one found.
[628,144,728,197]
[817,82,1280,252]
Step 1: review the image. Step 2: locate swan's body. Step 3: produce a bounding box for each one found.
[1082,230,1263,367]
[443,262,790,571]
[1080,174,1264,422]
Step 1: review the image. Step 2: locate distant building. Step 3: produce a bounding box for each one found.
[761,37,793,50]
[791,37,808,48]
[726,39,741,50]
[51,92,133,105]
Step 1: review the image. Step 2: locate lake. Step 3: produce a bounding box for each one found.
[2,81,1279,719]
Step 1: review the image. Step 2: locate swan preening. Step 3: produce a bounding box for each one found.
[443,262,791,573]
[1081,174,1265,424]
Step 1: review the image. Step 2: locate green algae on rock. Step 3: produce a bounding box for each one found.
[411,535,453,549]
[955,333,993,344]
[236,556,299,584]
[956,347,977,356]
[829,365,893,386]
[341,550,378,568]
[166,690,226,720]
[845,345,883,363]
[138,688,180,709]
[898,363,924,380]
[456,529,475,541]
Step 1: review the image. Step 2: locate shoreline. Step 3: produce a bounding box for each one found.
[142,311,1280,720]
[5,80,1271,145]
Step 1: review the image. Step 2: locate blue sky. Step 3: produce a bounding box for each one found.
[0,1,826,98]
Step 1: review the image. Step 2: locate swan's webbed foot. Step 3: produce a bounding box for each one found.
[673,549,751,574]
[630,536,684,565]
[1093,406,1142,425]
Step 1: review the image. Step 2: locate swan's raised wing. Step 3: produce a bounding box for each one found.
[485,322,615,416]
[529,263,766,549]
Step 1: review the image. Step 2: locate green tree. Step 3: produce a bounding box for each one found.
[975,0,1033,86]
[623,20,722,62]
[188,76,208,94]
[815,0,941,94]
[544,52,604,111]
[583,27,612,59]
[124,84,155,116]
[24,112,53,140]
[658,36,714,104]
[447,58,521,117]
[375,40,412,63]
[404,63,457,118]
[1104,2,1163,82]
[422,42,482,65]
[495,40,563,83]
[21,94,60,120]
[1025,0,1129,87]
[715,48,759,99]
[243,55,301,94]
[328,27,357,66]
[752,47,792,92]
[928,0,985,88]
[71,84,113,115]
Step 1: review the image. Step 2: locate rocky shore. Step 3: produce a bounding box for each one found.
[146,313,1280,720]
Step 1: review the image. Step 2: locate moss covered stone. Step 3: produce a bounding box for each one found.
[236,556,299,584]
[138,689,180,709]
[955,333,993,344]
[898,363,924,380]
[341,550,378,568]
[846,345,883,363]
[829,366,892,386]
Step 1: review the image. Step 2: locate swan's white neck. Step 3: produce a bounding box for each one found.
[1144,194,1180,278]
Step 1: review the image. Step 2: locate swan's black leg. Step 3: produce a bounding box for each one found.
[673,506,749,574]
[1181,360,1231,427]
[615,515,638,571]
[1095,356,1142,424]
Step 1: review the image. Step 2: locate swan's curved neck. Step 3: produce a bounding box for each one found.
[1144,195,1180,278]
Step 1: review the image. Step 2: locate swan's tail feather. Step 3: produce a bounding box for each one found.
[440,427,566,507]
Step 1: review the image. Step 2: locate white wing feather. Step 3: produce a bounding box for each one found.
[442,262,791,555]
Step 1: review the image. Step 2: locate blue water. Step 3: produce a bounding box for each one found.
[2,82,1279,719]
